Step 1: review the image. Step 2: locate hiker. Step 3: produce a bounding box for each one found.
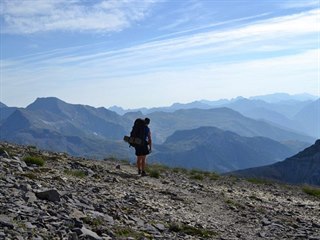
[135,118,152,176]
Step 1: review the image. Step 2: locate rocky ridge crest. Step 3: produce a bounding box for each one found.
[0,142,319,239]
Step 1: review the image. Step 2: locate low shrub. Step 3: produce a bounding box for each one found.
[148,169,160,178]
[63,169,86,178]
[23,156,45,167]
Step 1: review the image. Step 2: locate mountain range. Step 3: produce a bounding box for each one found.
[0,97,131,158]
[149,126,297,173]
[0,93,318,174]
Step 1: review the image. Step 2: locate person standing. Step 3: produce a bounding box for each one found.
[135,118,152,176]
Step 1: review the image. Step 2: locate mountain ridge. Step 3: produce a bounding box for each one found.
[150,126,297,173]
[229,139,320,186]
[0,96,316,170]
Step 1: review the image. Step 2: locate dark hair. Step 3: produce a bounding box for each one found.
[145,118,150,124]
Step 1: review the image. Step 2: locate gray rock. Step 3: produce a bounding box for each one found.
[23,191,37,203]
[74,226,103,240]
[143,224,159,234]
[0,215,14,229]
[69,232,79,240]
[35,189,61,202]
[0,150,10,158]
[25,222,36,229]
[154,223,166,232]
[20,183,32,191]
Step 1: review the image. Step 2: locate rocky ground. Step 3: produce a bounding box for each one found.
[0,142,319,240]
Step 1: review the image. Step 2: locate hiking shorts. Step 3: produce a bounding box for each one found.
[135,143,149,156]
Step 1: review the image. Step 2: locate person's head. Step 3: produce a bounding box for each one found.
[145,118,150,125]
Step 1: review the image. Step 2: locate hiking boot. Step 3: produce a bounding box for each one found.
[141,171,147,176]
[138,169,141,175]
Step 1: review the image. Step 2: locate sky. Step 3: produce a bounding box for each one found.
[0,0,319,109]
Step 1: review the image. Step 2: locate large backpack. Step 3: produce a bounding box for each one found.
[123,118,146,147]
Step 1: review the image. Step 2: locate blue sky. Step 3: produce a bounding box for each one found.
[1,0,319,109]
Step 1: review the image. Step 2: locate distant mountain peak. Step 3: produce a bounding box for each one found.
[26,97,67,112]
[33,97,65,104]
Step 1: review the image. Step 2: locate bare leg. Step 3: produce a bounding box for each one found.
[141,155,146,171]
[137,156,142,173]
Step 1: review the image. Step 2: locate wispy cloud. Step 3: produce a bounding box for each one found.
[2,8,318,79]
[1,6,319,107]
[0,0,156,34]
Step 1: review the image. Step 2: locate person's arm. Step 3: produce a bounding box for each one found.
[148,130,152,152]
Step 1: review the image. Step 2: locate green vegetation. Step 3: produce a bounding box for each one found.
[190,173,204,180]
[23,156,45,167]
[172,167,189,174]
[63,169,86,178]
[302,186,320,198]
[146,163,170,179]
[224,198,245,209]
[145,164,220,181]
[83,216,104,227]
[105,156,130,164]
[27,145,37,150]
[45,155,60,161]
[247,177,272,185]
[169,222,217,237]
[21,172,38,180]
[148,169,160,178]
[189,169,220,181]
[113,226,145,239]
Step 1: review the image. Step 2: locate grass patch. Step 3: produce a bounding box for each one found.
[189,169,219,181]
[63,169,86,178]
[189,169,205,181]
[247,177,271,185]
[172,167,189,174]
[21,172,38,180]
[23,156,45,167]
[113,227,145,238]
[225,198,245,209]
[146,163,171,178]
[169,223,217,237]
[83,216,104,227]
[208,173,220,180]
[45,155,60,161]
[148,163,170,172]
[302,186,320,198]
[190,174,204,181]
[148,169,160,178]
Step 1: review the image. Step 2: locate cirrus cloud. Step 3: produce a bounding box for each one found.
[0,0,156,34]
